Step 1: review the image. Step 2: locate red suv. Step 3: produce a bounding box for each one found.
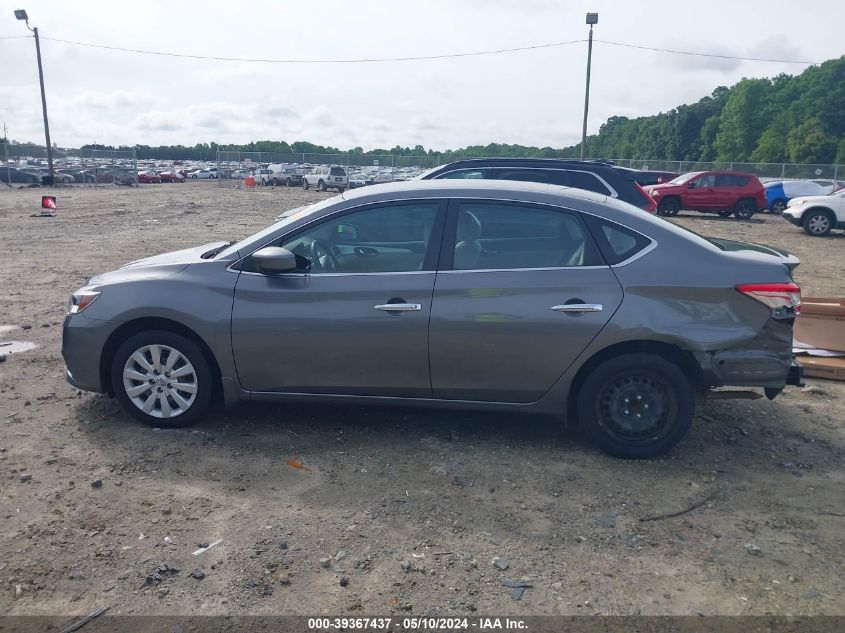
[646,171,766,219]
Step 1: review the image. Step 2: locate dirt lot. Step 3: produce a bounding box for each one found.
[0,182,843,617]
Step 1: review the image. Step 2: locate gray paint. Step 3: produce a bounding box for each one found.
[62,179,797,417]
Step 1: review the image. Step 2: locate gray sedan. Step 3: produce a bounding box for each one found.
[62,180,803,458]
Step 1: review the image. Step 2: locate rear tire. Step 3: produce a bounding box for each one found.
[657,197,681,216]
[286,178,293,187]
[803,209,834,236]
[302,179,309,190]
[576,353,694,459]
[733,199,756,220]
[318,180,326,192]
[110,330,212,428]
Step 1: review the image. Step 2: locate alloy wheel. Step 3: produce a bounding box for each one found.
[806,213,831,235]
[122,344,198,419]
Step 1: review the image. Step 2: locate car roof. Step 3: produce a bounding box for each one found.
[339,177,609,205]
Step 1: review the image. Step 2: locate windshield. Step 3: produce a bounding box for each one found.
[213,198,340,259]
[667,172,702,185]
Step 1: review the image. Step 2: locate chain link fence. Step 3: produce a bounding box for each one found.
[1,143,137,185]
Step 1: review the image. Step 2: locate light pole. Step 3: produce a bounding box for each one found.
[580,12,598,160]
[15,9,54,185]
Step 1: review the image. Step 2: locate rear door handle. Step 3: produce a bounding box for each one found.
[551,304,603,313]
[374,303,421,312]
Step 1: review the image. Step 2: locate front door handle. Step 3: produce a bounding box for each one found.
[551,304,603,313]
[374,303,421,312]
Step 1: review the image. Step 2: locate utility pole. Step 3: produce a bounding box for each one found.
[580,12,598,161]
[15,9,54,184]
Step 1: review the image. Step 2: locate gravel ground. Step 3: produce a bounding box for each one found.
[0,182,843,617]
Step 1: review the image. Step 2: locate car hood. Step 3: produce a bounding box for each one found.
[87,241,229,286]
[709,238,799,271]
[788,195,832,205]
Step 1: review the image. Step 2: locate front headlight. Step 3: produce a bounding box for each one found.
[67,288,100,314]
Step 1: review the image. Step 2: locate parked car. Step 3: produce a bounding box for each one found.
[137,171,162,184]
[419,159,657,213]
[764,180,831,214]
[302,165,347,192]
[646,171,766,219]
[0,167,40,184]
[57,169,95,183]
[188,169,216,179]
[158,170,185,183]
[253,168,273,185]
[782,188,845,236]
[62,180,802,459]
[348,174,374,189]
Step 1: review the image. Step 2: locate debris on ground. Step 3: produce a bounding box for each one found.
[492,556,509,571]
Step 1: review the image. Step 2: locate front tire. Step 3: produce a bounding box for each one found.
[110,330,212,428]
[803,209,834,236]
[302,179,309,190]
[318,180,326,192]
[576,353,694,459]
[657,197,681,216]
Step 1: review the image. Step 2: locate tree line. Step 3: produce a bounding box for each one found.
[5,56,843,165]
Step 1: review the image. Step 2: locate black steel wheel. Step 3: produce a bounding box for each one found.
[576,353,694,458]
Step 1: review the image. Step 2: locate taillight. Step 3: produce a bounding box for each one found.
[736,283,800,319]
[635,182,657,213]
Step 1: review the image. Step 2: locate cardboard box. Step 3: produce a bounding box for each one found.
[793,297,845,353]
[797,356,845,381]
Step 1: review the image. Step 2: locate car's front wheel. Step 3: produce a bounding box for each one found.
[302,179,309,190]
[576,353,694,459]
[318,180,327,192]
[657,197,681,216]
[803,209,834,236]
[111,330,212,427]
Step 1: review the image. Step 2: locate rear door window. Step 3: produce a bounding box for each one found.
[439,169,488,179]
[448,202,601,270]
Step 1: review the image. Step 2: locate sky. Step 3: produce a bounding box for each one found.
[1,0,843,152]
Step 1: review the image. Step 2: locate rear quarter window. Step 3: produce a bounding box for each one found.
[583,215,652,265]
[330,167,346,176]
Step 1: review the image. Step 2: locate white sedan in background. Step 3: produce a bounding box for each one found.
[188,169,216,179]
[782,188,845,236]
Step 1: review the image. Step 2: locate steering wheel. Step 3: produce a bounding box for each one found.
[310,240,339,272]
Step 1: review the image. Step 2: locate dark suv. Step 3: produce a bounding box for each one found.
[418,159,657,213]
[647,171,767,219]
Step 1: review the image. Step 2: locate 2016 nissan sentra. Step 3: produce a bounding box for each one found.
[62,180,803,458]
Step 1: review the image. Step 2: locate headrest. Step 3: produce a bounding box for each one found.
[457,210,482,241]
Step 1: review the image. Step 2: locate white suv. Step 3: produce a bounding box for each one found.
[782,188,845,236]
[302,165,347,192]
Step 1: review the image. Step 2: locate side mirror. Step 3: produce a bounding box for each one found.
[688,181,696,188]
[250,246,298,273]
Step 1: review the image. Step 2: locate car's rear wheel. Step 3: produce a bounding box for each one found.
[733,199,756,220]
[717,209,734,218]
[111,330,212,428]
[318,180,326,192]
[803,209,834,236]
[302,179,309,190]
[286,178,293,187]
[657,197,680,216]
[576,353,694,459]
[770,199,787,214]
